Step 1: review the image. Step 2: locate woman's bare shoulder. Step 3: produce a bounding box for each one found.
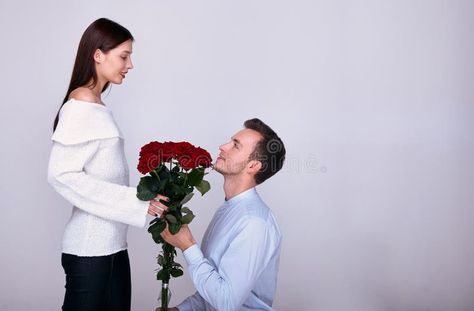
[69,87,100,104]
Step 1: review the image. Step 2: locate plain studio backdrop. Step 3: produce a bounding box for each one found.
[0,0,473,310]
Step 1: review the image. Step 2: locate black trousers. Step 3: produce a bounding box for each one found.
[61,249,131,311]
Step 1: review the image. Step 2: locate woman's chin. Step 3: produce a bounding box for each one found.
[109,76,124,85]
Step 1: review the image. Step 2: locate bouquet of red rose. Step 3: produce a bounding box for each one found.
[136,141,212,310]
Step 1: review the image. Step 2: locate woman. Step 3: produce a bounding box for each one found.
[48,18,166,311]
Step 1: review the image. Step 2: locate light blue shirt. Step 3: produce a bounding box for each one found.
[177,188,282,311]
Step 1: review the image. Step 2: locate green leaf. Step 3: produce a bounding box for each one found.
[150,169,161,181]
[166,199,181,212]
[149,217,160,226]
[195,179,211,196]
[181,213,195,224]
[171,262,183,268]
[165,214,177,224]
[187,168,205,186]
[185,186,194,195]
[180,192,194,205]
[158,179,168,193]
[164,243,175,253]
[157,165,171,181]
[171,165,180,173]
[170,268,184,278]
[148,220,166,244]
[157,255,164,266]
[149,220,166,234]
[157,269,169,281]
[136,176,160,201]
[169,222,181,234]
[151,230,164,244]
[181,206,192,214]
[166,183,186,197]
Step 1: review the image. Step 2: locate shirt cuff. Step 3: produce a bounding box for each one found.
[183,244,204,266]
[176,302,190,311]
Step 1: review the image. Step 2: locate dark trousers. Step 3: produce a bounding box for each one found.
[61,249,131,311]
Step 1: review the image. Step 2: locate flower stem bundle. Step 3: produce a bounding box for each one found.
[136,141,212,310]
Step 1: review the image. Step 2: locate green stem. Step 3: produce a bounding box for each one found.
[152,169,160,180]
[160,242,175,310]
[161,282,169,311]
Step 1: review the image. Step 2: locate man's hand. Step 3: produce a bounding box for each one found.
[161,224,196,251]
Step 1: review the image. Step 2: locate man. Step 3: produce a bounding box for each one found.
[161,118,286,311]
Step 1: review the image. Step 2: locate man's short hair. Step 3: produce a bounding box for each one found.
[244,118,286,185]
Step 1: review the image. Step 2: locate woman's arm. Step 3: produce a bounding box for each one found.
[48,139,150,227]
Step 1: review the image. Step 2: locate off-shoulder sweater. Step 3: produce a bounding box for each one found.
[48,99,148,256]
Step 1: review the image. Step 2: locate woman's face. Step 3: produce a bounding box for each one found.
[95,39,134,85]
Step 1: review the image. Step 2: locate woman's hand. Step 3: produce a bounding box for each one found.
[148,194,169,217]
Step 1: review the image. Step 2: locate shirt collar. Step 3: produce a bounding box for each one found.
[223,187,257,207]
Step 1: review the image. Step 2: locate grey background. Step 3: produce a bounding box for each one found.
[1,0,473,310]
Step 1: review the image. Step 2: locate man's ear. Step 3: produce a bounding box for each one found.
[247,160,262,174]
[93,49,104,63]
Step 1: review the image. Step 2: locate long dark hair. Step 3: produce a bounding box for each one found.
[53,18,134,131]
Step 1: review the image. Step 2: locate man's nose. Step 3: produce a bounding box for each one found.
[219,142,230,152]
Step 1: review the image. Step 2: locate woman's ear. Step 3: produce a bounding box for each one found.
[93,49,103,63]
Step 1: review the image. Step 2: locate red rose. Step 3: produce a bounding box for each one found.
[176,146,213,170]
[137,152,161,174]
[137,142,161,174]
[161,141,177,162]
[173,141,194,157]
[177,154,195,170]
[138,141,180,174]
[140,141,161,157]
[175,142,197,170]
[193,147,213,168]
[138,141,212,173]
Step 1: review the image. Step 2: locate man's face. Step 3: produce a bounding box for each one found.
[214,128,262,176]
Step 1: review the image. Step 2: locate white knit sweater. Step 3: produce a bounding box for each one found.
[48,99,148,256]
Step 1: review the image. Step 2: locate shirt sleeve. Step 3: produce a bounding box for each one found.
[47,139,148,227]
[181,217,272,311]
[176,291,207,311]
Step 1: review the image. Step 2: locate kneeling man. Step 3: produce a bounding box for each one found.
[161,118,286,311]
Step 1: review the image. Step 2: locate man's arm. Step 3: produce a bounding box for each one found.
[162,218,272,311]
[176,291,207,311]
